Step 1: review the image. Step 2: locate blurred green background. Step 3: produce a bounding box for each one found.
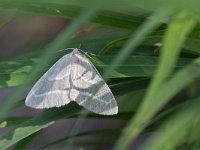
[0,0,200,150]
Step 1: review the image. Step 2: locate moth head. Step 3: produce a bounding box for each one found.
[73,48,79,52]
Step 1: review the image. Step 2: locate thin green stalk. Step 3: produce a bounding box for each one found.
[102,8,172,79]
[64,110,89,149]
[114,11,196,150]
[141,97,200,150]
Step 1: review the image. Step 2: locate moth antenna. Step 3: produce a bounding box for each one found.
[57,48,75,53]
[78,48,96,57]
[84,52,98,63]
[78,48,88,55]
[78,43,82,49]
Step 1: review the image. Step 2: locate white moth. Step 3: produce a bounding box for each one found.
[25,48,118,115]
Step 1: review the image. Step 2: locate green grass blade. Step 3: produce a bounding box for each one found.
[0,103,80,149]
[100,34,200,56]
[0,2,145,30]
[99,36,130,55]
[0,54,192,87]
[141,97,200,150]
[114,11,197,150]
[102,8,172,79]
[0,117,31,127]
[0,112,133,128]
[14,132,40,149]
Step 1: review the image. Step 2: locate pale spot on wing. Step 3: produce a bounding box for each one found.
[69,89,79,100]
